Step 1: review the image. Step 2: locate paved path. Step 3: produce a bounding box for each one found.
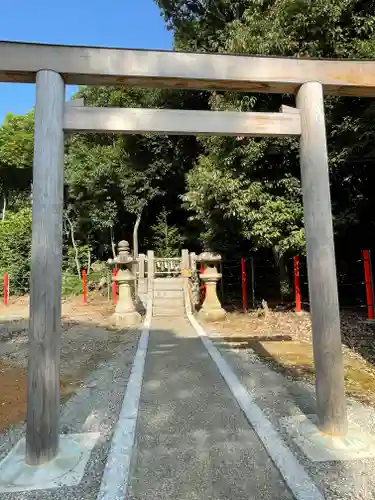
[126,317,294,500]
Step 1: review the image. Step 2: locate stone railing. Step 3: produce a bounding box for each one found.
[154,257,181,277]
[136,249,225,320]
[137,253,182,284]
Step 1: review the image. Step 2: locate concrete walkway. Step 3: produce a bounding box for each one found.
[126,317,294,500]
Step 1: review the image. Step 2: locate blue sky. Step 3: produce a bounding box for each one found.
[0,0,173,123]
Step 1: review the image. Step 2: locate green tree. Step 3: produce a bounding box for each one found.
[151,208,185,257]
[70,86,205,256]
[156,0,375,297]
[0,112,34,220]
[0,86,203,288]
[0,207,32,294]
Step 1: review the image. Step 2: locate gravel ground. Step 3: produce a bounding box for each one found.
[0,295,141,499]
[0,295,127,430]
[207,321,375,500]
[0,326,140,500]
[3,296,375,499]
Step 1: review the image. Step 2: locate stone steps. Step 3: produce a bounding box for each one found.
[153,297,184,307]
[152,310,185,317]
[154,278,184,290]
[153,290,184,299]
[152,277,185,317]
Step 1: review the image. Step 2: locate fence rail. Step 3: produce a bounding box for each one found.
[2,251,374,319]
[199,250,374,318]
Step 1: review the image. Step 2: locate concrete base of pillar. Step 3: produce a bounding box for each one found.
[281,413,375,462]
[113,310,141,327]
[0,433,100,493]
[198,307,226,322]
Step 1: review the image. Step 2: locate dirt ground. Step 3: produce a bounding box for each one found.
[0,293,139,431]
[207,309,375,406]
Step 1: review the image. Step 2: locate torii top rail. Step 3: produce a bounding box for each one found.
[1,40,375,95]
[1,40,373,467]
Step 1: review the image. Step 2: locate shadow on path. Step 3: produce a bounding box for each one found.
[127,321,294,500]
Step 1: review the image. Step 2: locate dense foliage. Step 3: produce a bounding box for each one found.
[0,207,32,294]
[156,0,375,293]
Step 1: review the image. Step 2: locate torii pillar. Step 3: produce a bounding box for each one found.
[297,81,347,436]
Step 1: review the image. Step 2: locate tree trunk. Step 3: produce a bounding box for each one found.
[87,247,91,276]
[2,195,6,221]
[110,226,116,258]
[66,214,81,277]
[165,219,169,256]
[133,210,143,259]
[272,246,291,303]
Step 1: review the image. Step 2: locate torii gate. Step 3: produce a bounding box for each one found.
[1,41,375,466]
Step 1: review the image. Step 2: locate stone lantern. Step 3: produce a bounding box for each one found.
[108,240,141,327]
[197,250,226,321]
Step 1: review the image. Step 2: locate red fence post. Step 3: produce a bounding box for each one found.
[200,263,205,302]
[112,267,117,305]
[241,257,247,312]
[82,269,87,305]
[294,256,302,314]
[4,274,9,306]
[363,250,375,320]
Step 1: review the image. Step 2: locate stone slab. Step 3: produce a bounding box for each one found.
[0,432,100,493]
[281,414,375,462]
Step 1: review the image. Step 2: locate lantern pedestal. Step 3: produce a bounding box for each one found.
[198,263,226,322]
[108,241,141,328]
[113,268,141,327]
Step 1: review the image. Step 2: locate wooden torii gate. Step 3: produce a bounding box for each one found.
[1,41,375,466]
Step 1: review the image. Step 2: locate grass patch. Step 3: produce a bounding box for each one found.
[0,360,83,431]
[0,332,125,431]
[222,337,375,406]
